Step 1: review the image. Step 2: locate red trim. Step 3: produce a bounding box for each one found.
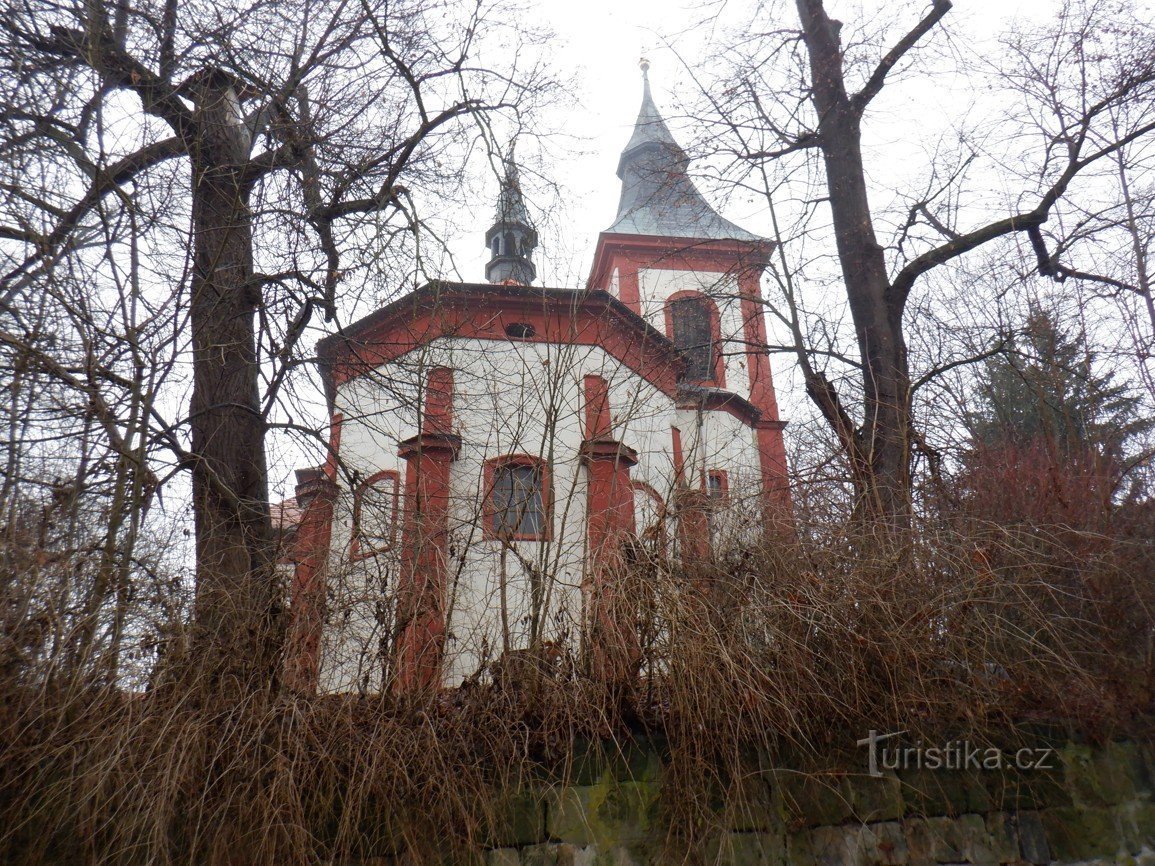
[619,265,641,314]
[581,437,638,552]
[582,433,639,684]
[349,469,401,560]
[482,454,553,542]
[588,232,773,296]
[320,285,682,398]
[663,290,726,387]
[394,432,459,692]
[671,426,686,486]
[423,366,454,434]
[675,389,761,426]
[583,375,612,440]
[756,422,792,517]
[324,413,344,480]
[285,469,337,692]
[737,272,779,420]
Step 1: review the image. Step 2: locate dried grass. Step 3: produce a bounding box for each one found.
[1,517,1152,864]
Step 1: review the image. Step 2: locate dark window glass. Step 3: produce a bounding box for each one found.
[492,462,544,538]
[707,472,725,500]
[670,297,715,381]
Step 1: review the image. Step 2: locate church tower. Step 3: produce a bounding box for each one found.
[588,61,791,519]
[485,153,538,285]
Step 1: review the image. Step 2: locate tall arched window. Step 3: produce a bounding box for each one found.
[667,293,720,383]
[350,470,400,558]
[484,456,550,540]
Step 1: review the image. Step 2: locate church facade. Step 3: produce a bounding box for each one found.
[285,68,790,693]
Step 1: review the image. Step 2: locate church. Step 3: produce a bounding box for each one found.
[284,66,791,694]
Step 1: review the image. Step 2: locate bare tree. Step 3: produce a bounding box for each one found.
[694,0,1155,526]
[0,0,547,691]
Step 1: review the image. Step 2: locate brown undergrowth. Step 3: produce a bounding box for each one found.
[1,519,1152,865]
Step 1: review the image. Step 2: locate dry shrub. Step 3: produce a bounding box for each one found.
[1,514,1152,864]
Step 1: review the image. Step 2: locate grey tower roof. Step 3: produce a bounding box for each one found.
[607,64,763,243]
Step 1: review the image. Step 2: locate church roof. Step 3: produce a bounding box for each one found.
[606,65,764,244]
[317,281,685,396]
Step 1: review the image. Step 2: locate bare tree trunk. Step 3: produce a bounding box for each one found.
[796,0,913,524]
[186,76,280,692]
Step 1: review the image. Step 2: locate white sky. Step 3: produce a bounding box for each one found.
[446,0,1057,288]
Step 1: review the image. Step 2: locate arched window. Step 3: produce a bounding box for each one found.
[351,470,400,558]
[632,482,667,542]
[706,470,728,505]
[667,294,720,383]
[484,456,550,540]
[491,236,500,256]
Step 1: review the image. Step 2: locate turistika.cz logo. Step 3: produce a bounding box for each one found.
[856,730,1057,778]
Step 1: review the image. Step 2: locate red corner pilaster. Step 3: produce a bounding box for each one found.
[737,270,792,525]
[394,428,461,692]
[756,420,792,527]
[286,466,337,692]
[581,436,639,685]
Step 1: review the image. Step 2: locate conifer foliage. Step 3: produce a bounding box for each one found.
[962,305,1152,527]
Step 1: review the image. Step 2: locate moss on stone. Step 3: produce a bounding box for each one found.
[774,772,854,829]
[1040,806,1120,861]
[849,774,904,823]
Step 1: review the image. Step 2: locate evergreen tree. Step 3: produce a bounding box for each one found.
[969,305,1152,466]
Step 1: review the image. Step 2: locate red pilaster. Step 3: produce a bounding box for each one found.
[286,466,337,692]
[582,376,639,683]
[582,437,639,684]
[739,271,792,522]
[394,368,460,691]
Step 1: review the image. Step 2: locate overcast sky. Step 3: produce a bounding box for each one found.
[272,0,1121,498]
[444,0,1062,288]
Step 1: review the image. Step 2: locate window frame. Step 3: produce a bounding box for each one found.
[664,290,726,386]
[350,469,401,559]
[706,469,729,507]
[483,455,552,542]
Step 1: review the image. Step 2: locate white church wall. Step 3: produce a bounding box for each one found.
[316,365,421,692]
[317,334,706,690]
[675,406,765,548]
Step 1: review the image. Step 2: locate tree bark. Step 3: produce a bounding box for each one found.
[186,75,280,693]
[796,0,913,525]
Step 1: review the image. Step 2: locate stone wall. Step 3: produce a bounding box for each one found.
[482,741,1155,865]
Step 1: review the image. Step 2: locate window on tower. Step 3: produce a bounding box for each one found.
[669,294,718,382]
[485,457,550,540]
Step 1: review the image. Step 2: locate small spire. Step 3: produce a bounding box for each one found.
[484,146,538,285]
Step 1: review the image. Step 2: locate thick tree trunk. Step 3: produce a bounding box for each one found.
[796,0,913,525]
[186,75,281,692]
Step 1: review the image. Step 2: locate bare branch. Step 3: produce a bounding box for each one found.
[850,0,952,116]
